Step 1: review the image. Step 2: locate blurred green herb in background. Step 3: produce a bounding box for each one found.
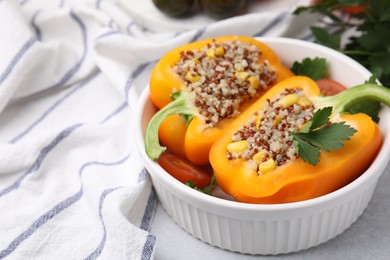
[294,0,390,87]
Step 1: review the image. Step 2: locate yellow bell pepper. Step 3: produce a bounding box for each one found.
[210,76,389,204]
[146,36,293,164]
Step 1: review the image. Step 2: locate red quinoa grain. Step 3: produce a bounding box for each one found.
[228,88,315,174]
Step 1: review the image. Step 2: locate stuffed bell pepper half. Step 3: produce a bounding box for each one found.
[210,76,390,204]
[145,36,293,165]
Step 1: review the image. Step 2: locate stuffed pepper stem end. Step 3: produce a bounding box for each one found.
[316,83,390,115]
[145,92,198,160]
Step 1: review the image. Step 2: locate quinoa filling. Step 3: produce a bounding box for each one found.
[172,38,277,127]
[227,88,315,174]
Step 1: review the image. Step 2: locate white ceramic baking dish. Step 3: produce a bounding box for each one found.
[135,37,390,255]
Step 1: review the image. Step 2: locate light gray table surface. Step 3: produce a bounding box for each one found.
[151,161,390,259]
[147,0,390,259]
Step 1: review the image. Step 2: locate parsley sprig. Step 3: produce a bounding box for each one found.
[291,57,328,80]
[294,0,390,87]
[294,0,390,123]
[292,107,357,166]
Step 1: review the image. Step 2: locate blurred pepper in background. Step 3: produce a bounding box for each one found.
[199,0,247,19]
[152,0,248,19]
[152,0,195,17]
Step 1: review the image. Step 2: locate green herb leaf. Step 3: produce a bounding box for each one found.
[295,122,357,152]
[357,23,390,52]
[185,180,197,188]
[371,0,390,22]
[311,26,341,50]
[291,57,328,80]
[294,0,390,87]
[300,106,332,133]
[348,100,381,123]
[180,114,195,126]
[292,107,357,166]
[365,75,378,84]
[200,175,216,195]
[368,53,390,84]
[293,137,321,166]
[342,76,381,123]
[185,175,216,195]
[339,0,365,6]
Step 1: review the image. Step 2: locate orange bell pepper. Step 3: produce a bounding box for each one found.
[149,36,292,109]
[158,114,187,158]
[146,36,293,164]
[210,76,390,204]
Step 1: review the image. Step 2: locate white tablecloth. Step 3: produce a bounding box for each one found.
[1,0,389,259]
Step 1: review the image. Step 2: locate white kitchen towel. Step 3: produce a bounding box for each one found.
[0,0,317,259]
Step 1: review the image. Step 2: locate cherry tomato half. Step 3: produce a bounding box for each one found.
[316,78,347,96]
[158,152,213,189]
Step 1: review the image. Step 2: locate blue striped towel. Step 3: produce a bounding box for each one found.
[0,0,317,259]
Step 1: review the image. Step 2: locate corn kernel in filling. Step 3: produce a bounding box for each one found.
[172,38,277,127]
[227,88,315,174]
